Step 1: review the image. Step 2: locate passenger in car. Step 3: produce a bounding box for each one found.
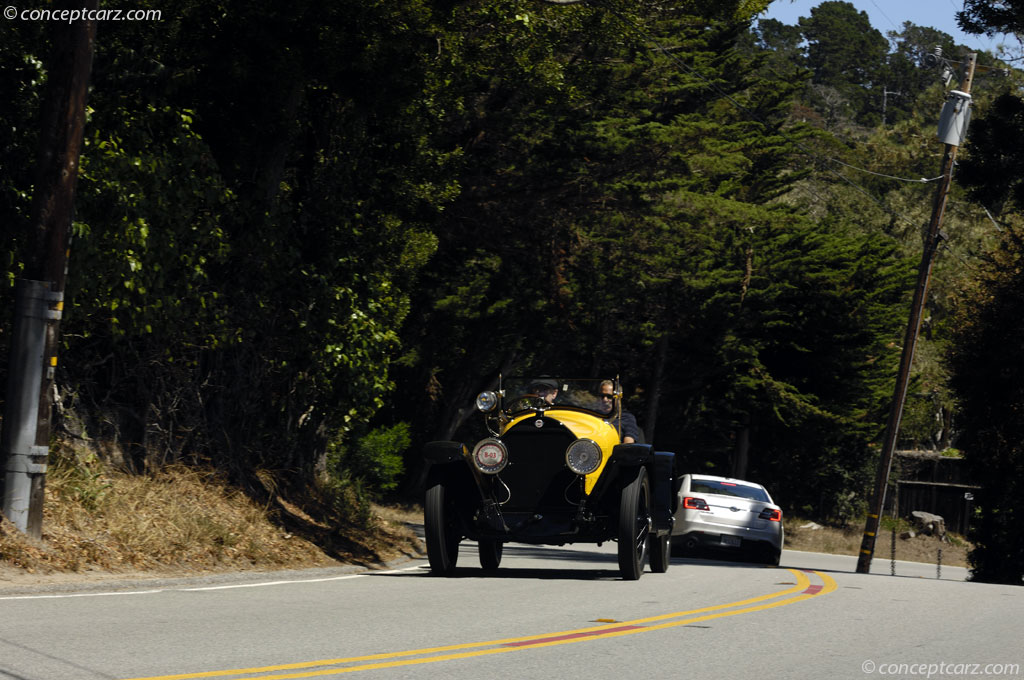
[597,379,640,444]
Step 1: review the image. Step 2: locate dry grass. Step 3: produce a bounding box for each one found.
[0,438,424,582]
[784,517,971,568]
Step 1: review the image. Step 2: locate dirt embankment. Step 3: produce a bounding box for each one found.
[0,442,424,589]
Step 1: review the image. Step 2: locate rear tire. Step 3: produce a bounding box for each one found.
[618,468,651,580]
[479,539,503,570]
[425,470,461,576]
[649,532,670,573]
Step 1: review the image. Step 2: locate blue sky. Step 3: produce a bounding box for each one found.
[759,0,1012,55]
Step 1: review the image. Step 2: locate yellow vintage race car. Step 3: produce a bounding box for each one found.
[422,376,677,580]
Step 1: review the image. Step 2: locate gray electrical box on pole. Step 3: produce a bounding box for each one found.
[937,90,972,146]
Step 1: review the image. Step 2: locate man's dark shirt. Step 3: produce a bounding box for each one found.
[606,409,641,443]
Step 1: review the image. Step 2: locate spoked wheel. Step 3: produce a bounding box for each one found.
[478,539,503,570]
[425,470,461,576]
[618,467,651,580]
[649,532,671,573]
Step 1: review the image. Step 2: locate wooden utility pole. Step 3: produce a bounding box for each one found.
[1,3,97,537]
[856,54,977,574]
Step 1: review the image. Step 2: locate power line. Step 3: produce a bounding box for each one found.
[868,0,900,34]
[829,160,942,183]
[811,167,924,233]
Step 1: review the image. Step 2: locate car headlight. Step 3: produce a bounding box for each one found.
[565,439,602,476]
[475,390,498,412]
[472,438,508,474]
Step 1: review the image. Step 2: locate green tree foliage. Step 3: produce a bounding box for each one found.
[798,1,889,126]
[0,19,48,369]
[5,0,450,485]
[959,92,1024,213]
[755,5,1013,460]
[882,23,959,126]
[387,1,913,513]
[153,0,447,478]
[328,422,410,494]
[67,102,234,466]
[391,0,651,444]
[948,227,1024,585]
[958,0,1024,36]
[4,0,1010,528]
[947,0,1024,584]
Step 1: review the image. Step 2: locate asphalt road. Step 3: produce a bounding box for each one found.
[0,543,1020,680]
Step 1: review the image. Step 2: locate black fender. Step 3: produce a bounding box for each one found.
[588,445,674,533]
[588,443,653,503]
[422,441,474,504]
[423,440,467,464]
[610,442,654,466]
[650,451,676,534]
[423,447,477,536]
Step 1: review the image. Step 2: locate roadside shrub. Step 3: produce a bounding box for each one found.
[327,422,409,495]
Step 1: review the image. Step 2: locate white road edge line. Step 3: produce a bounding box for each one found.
[0,564,426,600]
[0,589,165,601]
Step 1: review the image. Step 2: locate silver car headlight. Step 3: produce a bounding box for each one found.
[472,438,508,474]
[475,390,498,412]
[565,439,602,476]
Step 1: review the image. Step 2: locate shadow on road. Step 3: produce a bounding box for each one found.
[369,541,777,580]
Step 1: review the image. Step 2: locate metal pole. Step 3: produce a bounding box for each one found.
[890,482,898,576]
[856,54,977,574]
[890,521,896,576]
[1,281,59,534]
[0,2,97,537]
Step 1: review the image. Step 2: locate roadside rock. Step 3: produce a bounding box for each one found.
[911,511,946,538]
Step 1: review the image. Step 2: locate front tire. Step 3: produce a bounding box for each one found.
[618,467,651,580]
[479,539,503,570]
[425,470,461,576]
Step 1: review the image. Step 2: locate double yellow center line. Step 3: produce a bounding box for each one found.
[123,568,836,680]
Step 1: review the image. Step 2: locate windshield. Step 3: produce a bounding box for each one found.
[501,377,618,416]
